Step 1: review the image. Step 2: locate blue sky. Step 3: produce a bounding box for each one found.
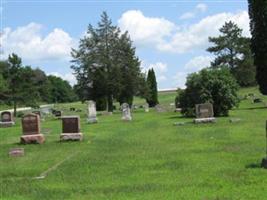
[1,0,249,89]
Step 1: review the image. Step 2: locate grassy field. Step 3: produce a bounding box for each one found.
[1,88,267,199]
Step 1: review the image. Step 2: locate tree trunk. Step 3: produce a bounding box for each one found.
[107,94,113,112]
[13,100,17,117]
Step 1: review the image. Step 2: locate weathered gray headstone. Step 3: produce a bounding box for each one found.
[9,148,24,157]
[20,113,45,144]
[144,104,149,113]
[194,103,216,123]
[87,100,98,123]
[121,103,132,121]
[0,111,15,127]
[60,116,83,141]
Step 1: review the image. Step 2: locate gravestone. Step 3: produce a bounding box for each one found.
[155,104,165,112]
[60,116,83,141]
[121,103,132,121]
[54,110,62,118]
[0,111,15,127]
[9,148,24,157]
[194,103,216,123]
[144,104,149,113]
[20,113,45,144]
[87,100,98,123]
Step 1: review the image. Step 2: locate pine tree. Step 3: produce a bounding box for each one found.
[207,21,256,86]
[146,68,158,107]
[248,0,267,94]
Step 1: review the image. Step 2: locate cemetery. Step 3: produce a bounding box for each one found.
[1,0,267,199]
[0,87,267,199]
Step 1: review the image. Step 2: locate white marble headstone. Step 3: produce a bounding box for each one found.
[87,100,98,123]
[121,103,132,121]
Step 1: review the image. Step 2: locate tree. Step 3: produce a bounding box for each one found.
[71,12,143,110]
[46,75,77,103]
[248,0,267,94]
[177,68,239,117]
[146,68,159,107]
[207,21,256,87]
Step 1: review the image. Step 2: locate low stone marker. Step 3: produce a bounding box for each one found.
[54,110,62,118]
[20,113,45,144]
[87,100,98,123]
[60,116,83,141]
[173,122,185,126]
[194,103,216,123]
[144,104,149,113]
[9,148,24,157]
[121,103,132,121]
[155,104,165,113]
[0,111,15,127]
[229,118,241,123]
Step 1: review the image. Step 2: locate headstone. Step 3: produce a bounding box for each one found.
[9,148,24,157]
[54,110,62,118]
[20,114,45,144]
[155,104,165,112]
[60,116,83,141]
[87,100,98,123]
[144,104,149,112]
[70,107,76,111]
[0,111,15,127]
[173,122,185,126]
[174,108,182,112]
[194,103,216,123]
[121,103,132,121]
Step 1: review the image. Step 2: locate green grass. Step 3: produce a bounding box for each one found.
[1,88,267,199]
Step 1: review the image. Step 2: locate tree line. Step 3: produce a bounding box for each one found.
[0,54,77,116]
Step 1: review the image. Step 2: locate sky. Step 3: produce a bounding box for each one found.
[0,0,249,89]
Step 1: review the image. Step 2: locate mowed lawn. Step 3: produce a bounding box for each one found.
[1,88,267,199]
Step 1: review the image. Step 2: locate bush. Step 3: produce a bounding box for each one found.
[177,68,239,117]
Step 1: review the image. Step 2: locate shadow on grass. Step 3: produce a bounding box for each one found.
[238,106,267,111]
[245,163,261,169]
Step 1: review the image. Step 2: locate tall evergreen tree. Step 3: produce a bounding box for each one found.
[207,21,256,86]
[146,68,158,107]
[248,0,267,94]
[71,12,143,110]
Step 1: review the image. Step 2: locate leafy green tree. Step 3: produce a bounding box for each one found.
[47,75,77,103]
[177,68,239,117]
[146,68,159,107]
[207,21,256,87]
[71,12,143,110]
[248,0,267,94]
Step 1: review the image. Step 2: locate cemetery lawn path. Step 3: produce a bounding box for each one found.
[1,88,267,199]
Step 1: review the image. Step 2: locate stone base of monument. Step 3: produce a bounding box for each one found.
[194,117,216,123]
[122,117,132,121]
[60,133,83,141]
[0,121,15,128]
[20,134,45,144]
[261,158,267,169]
[87,118,98,124]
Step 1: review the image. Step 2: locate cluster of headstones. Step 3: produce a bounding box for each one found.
[0,101,149,145]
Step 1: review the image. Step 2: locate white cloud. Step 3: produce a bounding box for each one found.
[184,55,213,71]
[141,61,168,83]
[196,3,207,13]
[49,72,77,86]
[118,10,176,47]
[119,10,250,54]
[179,3,207,20]
[179,12,195,20]
[2,22,75,61]
[173,55,213,88]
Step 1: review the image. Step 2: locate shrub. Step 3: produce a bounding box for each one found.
[177,68,239,117]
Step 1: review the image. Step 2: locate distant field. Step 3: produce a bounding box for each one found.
[1,87,267,199]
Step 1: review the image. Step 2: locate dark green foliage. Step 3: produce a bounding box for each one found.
[177,68,239,117]
[71,12,143,111]
[248,0,267,94]
[146,68,159,107]
[0,54,77,112]
[207,21,256,87]
[46,75,77,103]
